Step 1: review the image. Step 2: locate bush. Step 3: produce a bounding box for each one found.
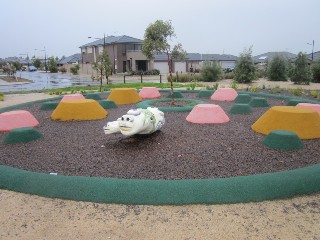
[0,92,4,101]
[223,71,234,79]
[234,48,256,83]
[200,61,223,82]
[169,73,200,82]
[288,88,304,96]
[289,52,312,85]
[47,57,58,73]
[59,67,67,73]
[267,54,288,81]
[70,64,80,75]
[129,69,160,75]
[311,60,320,83]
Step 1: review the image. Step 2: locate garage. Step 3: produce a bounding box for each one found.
[174,61,186,73]
[154,62,169,74]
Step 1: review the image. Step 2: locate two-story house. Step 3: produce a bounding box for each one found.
[80,35,148,73]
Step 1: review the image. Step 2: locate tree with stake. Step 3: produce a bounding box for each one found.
[142,20,186,105]
[92,50,112,92]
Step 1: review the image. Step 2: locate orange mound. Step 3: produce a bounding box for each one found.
[51,99,107,121]
[61,94,85,102]
[107,88,142,105]
[186,104,230,124]
[210,88,238,101]
[139,87,161,99]
[252,106,320,139]
[0,110,39,132]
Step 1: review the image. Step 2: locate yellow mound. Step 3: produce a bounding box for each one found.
[251,106,320,139]
[107,88,142,105]
[51,99,108,121]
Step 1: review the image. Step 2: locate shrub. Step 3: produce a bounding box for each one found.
[289,52,312,84]
[48,57,59,73]
[234,48,256,83]
[231,80,238,89]
[169,73,201,83]
[267,54,288,81]
[269,86,282,94]
[59,67,67,73]
[311,60,320,83]
[0,92,4,101]
[288,88,304,96]
[247,86,259,92]
[223,71,234,79]
[70,64,80,75]
[310,90,320,98]
[200,61,223,82]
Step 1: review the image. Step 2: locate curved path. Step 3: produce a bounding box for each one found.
[0,93,319,239]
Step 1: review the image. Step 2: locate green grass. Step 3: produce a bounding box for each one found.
[2,82,194,95]
[0,92,4,101]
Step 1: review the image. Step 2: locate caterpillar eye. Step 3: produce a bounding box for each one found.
[121,117,124,121]
[126,117,130,121]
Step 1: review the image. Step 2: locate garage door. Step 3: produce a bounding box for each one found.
[174,62,186,73]
[154,62,169,74]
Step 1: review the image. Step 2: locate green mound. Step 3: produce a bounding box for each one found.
[234,94,252,104]
[197,90,214,98]
[85,93,102,100]
[287,99,311,106]
[249,98,269,107]
[3,127,43,144]
[167,91,184,98]
[137,98,206,112]
[263,130,304,151]
[229,104,252,114]
[99,100,118,109]
[40,102,59,110]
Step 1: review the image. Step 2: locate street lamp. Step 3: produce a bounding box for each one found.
[307,40,314,62]
[35,47,47,72]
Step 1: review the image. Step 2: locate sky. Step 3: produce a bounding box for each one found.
[1,0,319,59]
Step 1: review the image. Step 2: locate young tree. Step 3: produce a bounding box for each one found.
[267,54,288,81]
[70,64,80,75]
[47,57,58,73]
[92,50,112,91]
[142,20,186,104]
[311,60,320,83]
[290,52,312,85]
[234,47,256,83]
[32,58,42,69]
[200,61,223,82]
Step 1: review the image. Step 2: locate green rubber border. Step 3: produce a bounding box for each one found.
[0,91,320,205]
[136,98,207,112]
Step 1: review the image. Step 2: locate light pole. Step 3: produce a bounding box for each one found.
[35,47,47,72]
[307,40,314,62]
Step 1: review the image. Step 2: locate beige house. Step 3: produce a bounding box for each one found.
[80,35,148,73]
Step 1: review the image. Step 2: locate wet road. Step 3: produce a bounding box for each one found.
[0,71,99,92]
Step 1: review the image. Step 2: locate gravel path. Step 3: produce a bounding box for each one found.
[1,92,319,179]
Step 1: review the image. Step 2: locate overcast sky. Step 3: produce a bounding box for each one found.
[1,0,319,59]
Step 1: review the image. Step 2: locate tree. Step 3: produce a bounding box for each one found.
[92,50,112,91]
[32,58,42,69]
[12,61,22,71]
[234,47,256,83]
[289,52,312,85]
[267,54,288,81]
[311,60,320,83]
[142,19,186,104]
[200,61,223,82]
[70,64,80,75]
[47,57,58,73]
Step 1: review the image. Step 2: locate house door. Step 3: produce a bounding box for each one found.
[136,60,147,72]
[123,61,127,72]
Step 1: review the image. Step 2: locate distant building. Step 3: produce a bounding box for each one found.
[253,52,297,65]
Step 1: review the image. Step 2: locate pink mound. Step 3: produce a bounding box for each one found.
[186,104,230,124]
[0,110,39,132]
[139,87,161,99]
[211,88,238,101]
[61,94,85,102]
[296,103,320,114]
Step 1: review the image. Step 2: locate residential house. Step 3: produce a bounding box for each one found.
[253,52,297,65]
[308,51,320,62]
[80,35,148,74]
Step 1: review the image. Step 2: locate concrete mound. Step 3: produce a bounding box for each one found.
[249,98,269,107]
[3,127,43,144]
[252,106,320,139]
[197,90,215,98]
[139,87,161,99]
[40,102,59,110]
[99,100,117,109]
[61,94,85,102]
[0,110,39,132]
[234,94,252,104]
[210,88,238,101]
[186,104,230,124]
[85,93,102,100]
[263,130,304,151]
[51,99,108,121]
[296,103,320,114]
[107,88,142,105]
[229,104,252,114]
